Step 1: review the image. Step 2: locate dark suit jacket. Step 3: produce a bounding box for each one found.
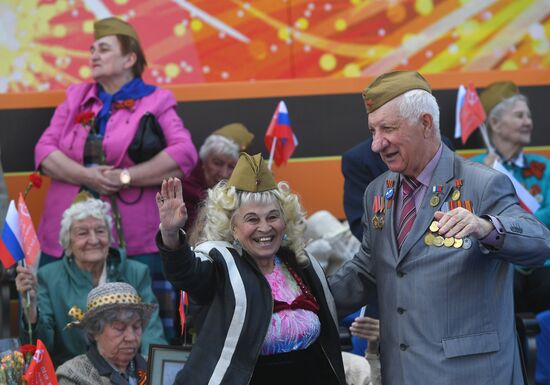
[342,136,454,240]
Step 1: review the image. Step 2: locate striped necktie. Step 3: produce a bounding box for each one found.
[397,176,421,249]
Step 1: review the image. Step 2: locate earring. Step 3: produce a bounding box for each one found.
[282,233,289,241]
[232,238,242,255]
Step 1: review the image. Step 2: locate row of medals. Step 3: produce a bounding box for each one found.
[424,182,472,250]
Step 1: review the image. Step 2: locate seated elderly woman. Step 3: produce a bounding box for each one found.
[15,195,166,366]
[56,282,153,384]
[181,122,254,231]
[156,153,346,385]
[470,81,550,314]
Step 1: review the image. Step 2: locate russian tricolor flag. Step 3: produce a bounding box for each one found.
[0,201,25,268]
[265,101,298,168]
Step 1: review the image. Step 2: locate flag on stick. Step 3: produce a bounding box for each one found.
[454,84,466,140]
[458,83,486,144]
[18,194,41,270]
[264,101,298,169]
[0,201,24,268]
[23,339,58,385]
[178,290,189,336]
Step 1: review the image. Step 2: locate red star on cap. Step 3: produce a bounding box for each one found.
[366,99,374,107]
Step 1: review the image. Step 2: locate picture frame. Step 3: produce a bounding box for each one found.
[147,344,192,385]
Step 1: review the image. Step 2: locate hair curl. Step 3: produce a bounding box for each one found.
[192,181,308,264]
[199,134,240,162]
[59,198,113,256]
[398,89,441,138]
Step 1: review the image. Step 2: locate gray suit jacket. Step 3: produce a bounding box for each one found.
[329,145,550,385]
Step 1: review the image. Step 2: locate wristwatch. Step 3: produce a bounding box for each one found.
[120,168,131,187]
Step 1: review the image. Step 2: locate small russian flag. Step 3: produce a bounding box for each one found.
[0,201,25,268]
[265,101,298,168]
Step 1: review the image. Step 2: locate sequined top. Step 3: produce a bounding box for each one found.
[261,256,321,355]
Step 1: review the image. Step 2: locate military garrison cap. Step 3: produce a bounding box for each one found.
[227,153,277,192]
[479,81,519,115]
[94,17,139,42]
[362,71,432,113]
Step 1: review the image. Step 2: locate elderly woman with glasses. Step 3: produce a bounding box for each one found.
[156,153,346,385]
[15,196,166,367]
[56,282,154,384]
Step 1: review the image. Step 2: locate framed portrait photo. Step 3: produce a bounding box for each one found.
[147,344,192,385]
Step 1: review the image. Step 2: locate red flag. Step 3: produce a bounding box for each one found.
[459,83,486,144]
[23,339,58,385]
[18,194,41,269]
[264,101,298,167]
[179,290,189,336]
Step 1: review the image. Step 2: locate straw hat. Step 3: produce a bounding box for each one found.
[67,282,156,328]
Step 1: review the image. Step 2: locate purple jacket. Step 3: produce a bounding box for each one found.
[35,83,198,257]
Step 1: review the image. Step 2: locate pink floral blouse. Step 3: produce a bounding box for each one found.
[261,256,321,355]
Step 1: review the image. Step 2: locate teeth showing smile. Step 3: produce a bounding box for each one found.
[256,236,273,245]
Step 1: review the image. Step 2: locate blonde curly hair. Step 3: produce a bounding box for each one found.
[191,180,308,264]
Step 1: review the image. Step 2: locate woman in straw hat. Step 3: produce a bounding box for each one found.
[34,16,197,340]
[56,282,154,385]
[15,196,166,367]
[156,153,346,385]
[471,81,550,314]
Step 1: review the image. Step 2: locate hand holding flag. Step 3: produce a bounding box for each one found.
[265,101,298,169]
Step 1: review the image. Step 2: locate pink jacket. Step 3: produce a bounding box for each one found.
[35,83,198,257]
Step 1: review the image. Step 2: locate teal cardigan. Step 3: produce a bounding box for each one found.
[471,152,550,265]
[20,248,167,367]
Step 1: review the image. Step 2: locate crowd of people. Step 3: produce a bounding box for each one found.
[4,15,550,385]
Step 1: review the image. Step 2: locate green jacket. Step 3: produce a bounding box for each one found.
[21,248,167,367]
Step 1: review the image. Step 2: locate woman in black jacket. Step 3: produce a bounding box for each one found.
[156,153,346,385]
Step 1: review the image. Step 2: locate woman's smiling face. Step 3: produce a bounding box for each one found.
[232,201,286,262]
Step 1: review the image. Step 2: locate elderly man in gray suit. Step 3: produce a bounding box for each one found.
[329,71,550,385]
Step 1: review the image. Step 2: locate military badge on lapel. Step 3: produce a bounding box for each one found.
[372,195,385,230]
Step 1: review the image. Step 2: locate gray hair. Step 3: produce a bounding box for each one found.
[398,89,441,137]
[59,198,113,256]
[199,134,240,162]
[83,308,146,345]
[488,94,529,131]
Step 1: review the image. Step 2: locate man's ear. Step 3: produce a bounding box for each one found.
[421,113,434,138]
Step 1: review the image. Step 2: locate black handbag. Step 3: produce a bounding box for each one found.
[128,112,166,164]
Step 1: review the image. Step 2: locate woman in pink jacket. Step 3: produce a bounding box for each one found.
[34,17,197,341]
